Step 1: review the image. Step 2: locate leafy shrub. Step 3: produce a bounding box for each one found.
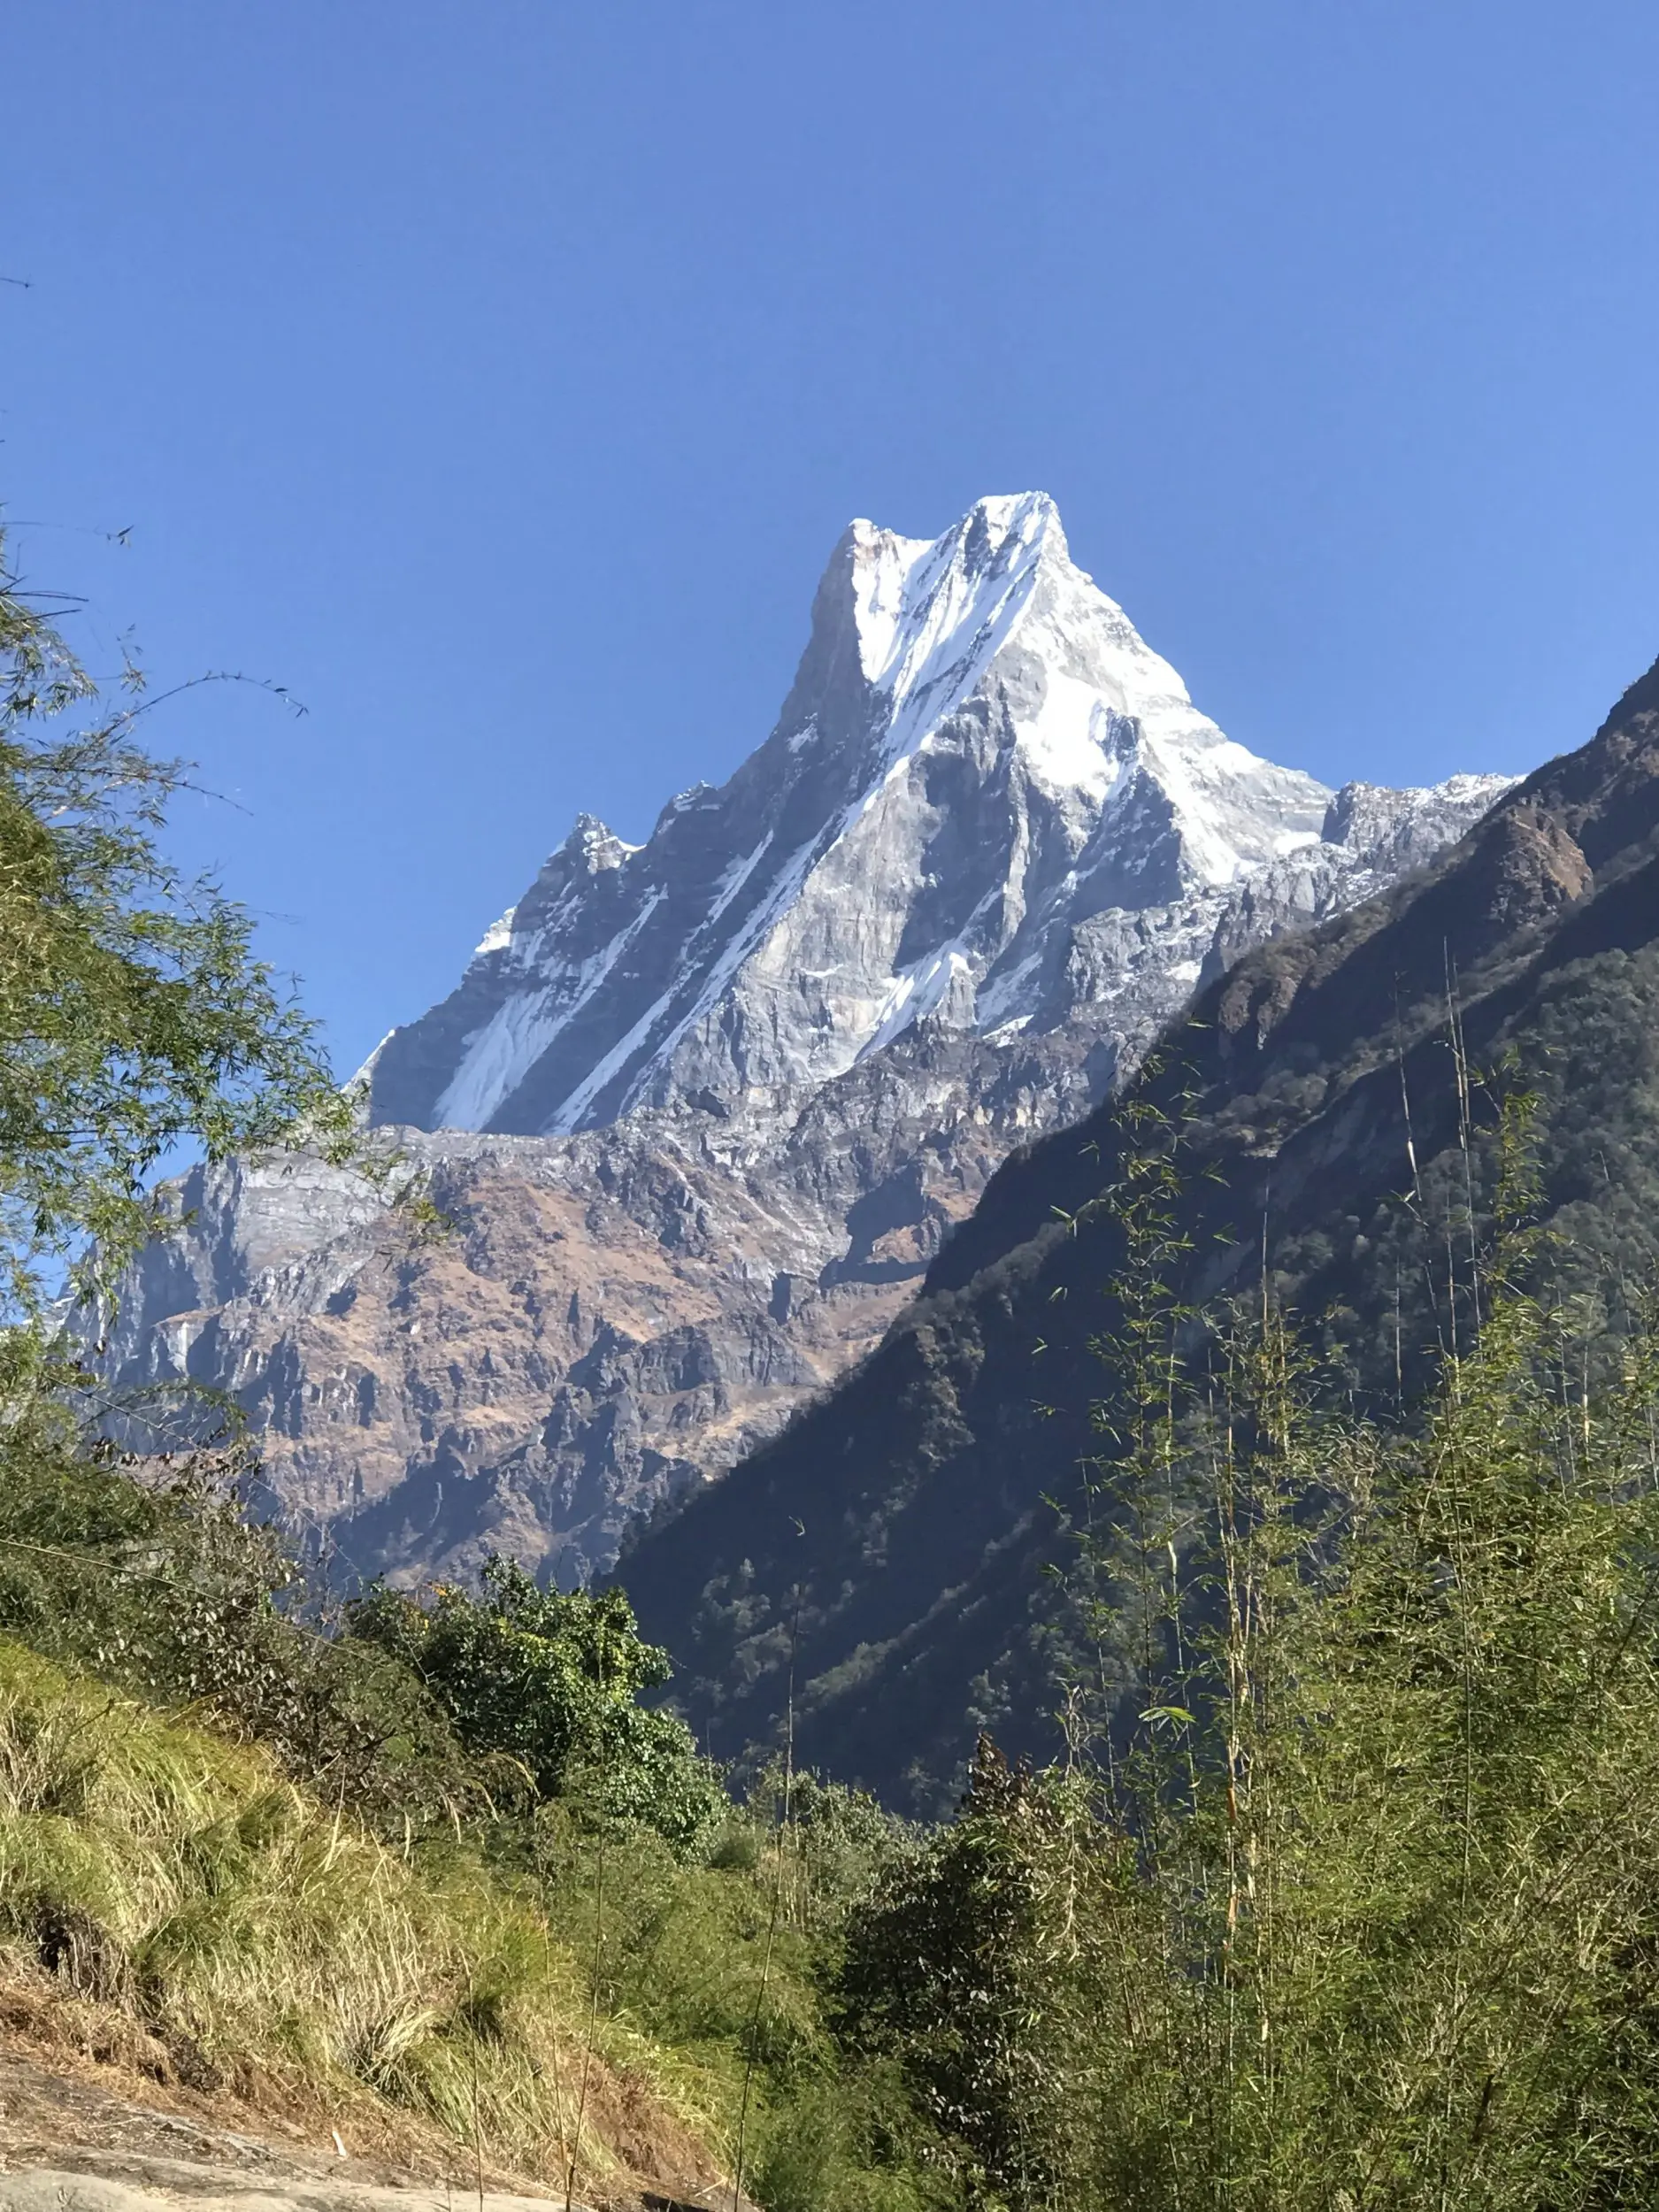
[347,1559,726,1852]
[835,1743,1105,2208]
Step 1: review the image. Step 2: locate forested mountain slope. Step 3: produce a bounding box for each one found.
[618,653,1659,1808]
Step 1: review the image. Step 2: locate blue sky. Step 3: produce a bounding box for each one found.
[7,1,1659,1075]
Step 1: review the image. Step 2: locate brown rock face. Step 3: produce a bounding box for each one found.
[99,1026,1094,1587]
[98,795,1488,1595]
[94,856,1512,1594]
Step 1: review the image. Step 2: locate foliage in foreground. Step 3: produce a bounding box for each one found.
[841,1092,1659,2208]
[0,530,353,1317]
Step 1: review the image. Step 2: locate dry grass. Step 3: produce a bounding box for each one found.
[0,1638,727,2206]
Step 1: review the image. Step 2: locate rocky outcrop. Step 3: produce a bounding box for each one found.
[95,495,1508,1588]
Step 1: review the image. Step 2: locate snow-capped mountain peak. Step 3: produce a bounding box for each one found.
[365,495,1507,1139]
[848,490,1058,698]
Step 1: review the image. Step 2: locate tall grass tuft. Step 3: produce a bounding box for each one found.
[0,1635,710,2193]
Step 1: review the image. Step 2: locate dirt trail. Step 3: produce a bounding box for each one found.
[0,2043,754,2212]
[0,2155,590,2212]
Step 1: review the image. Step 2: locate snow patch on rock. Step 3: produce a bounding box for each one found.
[365,494,1512,1148]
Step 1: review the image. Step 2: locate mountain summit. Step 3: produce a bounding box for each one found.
[366,493,1485,1138]
[102,496,1507,1585]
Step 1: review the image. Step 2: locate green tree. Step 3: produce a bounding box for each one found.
[835,1740,1107,2210]
[835,1092,1659,2207]
[349,1558,726,1850]
[0,531,352,1327]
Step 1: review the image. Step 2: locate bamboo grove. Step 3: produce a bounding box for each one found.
[842,1074,1659,2208]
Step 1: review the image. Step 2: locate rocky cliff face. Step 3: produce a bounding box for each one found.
[96,495,1508,1587]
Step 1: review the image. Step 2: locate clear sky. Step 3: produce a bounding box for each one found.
[7,1,1659,1075]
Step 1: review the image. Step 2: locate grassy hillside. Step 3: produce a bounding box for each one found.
[0,1610,951,2208]
[0,1404,972,2212]
[0,1633,722,2199]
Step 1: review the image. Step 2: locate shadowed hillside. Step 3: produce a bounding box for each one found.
[618,653,1659,1809]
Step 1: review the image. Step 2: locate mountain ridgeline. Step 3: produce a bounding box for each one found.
[97,495,1501,1592]
[359,491,1479,1135]
[616,652,1659,1809]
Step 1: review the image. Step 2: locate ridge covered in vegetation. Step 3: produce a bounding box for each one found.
[620,649,1659,1809]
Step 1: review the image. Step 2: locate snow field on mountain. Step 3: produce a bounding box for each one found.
[373,494,1507,1140]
